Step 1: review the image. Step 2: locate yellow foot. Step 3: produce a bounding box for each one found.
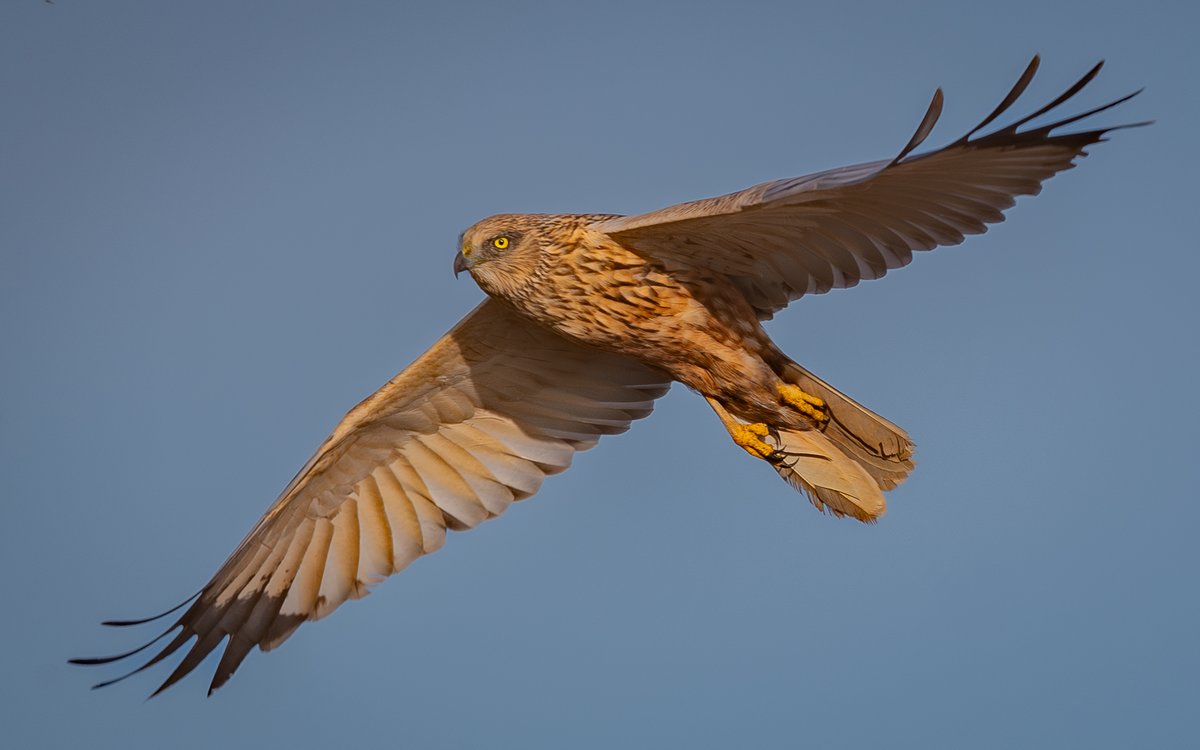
[777,383,830,427]
[730,422,781,462]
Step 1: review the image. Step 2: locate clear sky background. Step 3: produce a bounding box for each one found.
[3,1,1196,748]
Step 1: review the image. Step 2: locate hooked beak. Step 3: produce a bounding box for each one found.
[453,251,469,278]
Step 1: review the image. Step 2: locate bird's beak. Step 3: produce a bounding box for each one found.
[453,251,469,278]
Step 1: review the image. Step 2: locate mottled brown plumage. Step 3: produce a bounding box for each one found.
[75,57,1143,696]
[463,213,792,424]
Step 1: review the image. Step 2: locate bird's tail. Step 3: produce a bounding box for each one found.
[765,427,890,522]
[766,362,916,522]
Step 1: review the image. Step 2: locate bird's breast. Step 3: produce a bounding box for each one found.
[507,240,770,381]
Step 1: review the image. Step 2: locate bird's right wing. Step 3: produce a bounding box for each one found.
[74,299,670,696]
[592,57,1146,318]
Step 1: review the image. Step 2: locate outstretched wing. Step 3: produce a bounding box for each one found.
[74,299,670,695]
[592,57,1147,317]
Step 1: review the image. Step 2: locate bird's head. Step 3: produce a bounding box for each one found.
[454,214,555,298]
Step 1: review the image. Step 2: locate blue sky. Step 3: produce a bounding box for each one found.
[3,1,1196,748]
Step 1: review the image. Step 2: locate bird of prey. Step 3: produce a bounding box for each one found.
[74,57,1142,696]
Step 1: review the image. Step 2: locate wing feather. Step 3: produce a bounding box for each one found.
[355,478,395,582]
[592,57,1144,317]
[366,471,424,570]
[76,299,670,694]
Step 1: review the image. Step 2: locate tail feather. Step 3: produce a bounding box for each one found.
[780,362,916,491]
[768,427,887,522]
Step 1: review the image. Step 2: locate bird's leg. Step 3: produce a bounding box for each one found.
[777,383,830,428]
[705,397,783,462]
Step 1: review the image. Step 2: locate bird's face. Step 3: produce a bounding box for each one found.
[455,214,546,298]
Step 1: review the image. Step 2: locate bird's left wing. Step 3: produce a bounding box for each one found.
[591,57,1146,317]
[74,299,670,695]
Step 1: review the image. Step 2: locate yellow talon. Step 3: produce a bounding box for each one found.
[777,383,829,425]
[730,422,779,461]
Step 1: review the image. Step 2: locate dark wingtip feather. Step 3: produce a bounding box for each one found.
[956,55,1041,143]
[100,591,201,627]
[1022,88,1143,136]
[89,660,159,691]
[1108,119,1155,131]
[69,627,172,666]
[889,88,944,166]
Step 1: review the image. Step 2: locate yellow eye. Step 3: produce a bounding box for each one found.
[492,236,510,250]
